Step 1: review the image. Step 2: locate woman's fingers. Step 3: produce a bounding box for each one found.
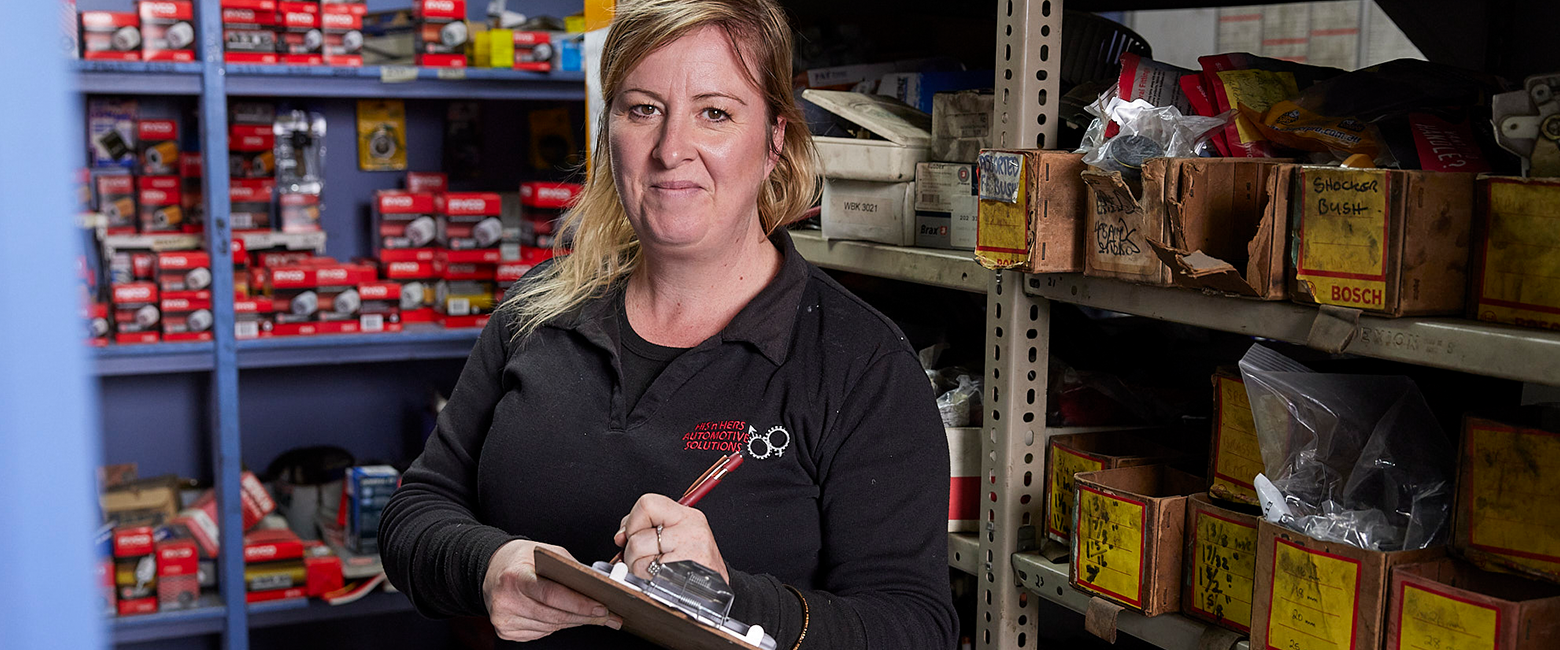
[523,576,609,618]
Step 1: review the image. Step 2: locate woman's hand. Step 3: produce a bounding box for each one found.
[482,540,622,642]
[614,494,730,584]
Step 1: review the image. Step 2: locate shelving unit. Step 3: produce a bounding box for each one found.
[110,592,415,645]
[93,327,481,375]
[224,65,587,100]
[74,60,204,95]
[789,230,988,293]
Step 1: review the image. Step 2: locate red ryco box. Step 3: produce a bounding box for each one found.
[235,297,275,339]
[278,1,318,14]
[406,172,447,194]
[437,260,497,281]
[156,539,199,576]
[383,258,437,279]
[227,52,280,64]
[180,153,202,178]
[440,248,501,264]
[282,54,324,65]
[161,291,214,342]
[112,282,158,305]
[137,175,180,206]
[520,181,581,209]
[222,0,278,23]
[229,125,274,152]
[380,248,439,264]
[358,282,401,302]
[439,192,502,216]
[157,251,212,293]
[439,314,490,329]
[321,7,361,30]
[415,0,465,20]
[114,526,157,558]
[512,31,551,72]
[177,470,275,557]
[138,120,177,145]
[418,53,467,68]
[244,528,304,563]
[377,191,435,215]
[305,547,345,596]
[358,282,403,333]
[81,12,142,61]
[230,178,275,202]
[118,598,158,616]
[322,0,367,15]
[138,1,195,62]
[247,587,306,604]
[273,320,363,336]
[139,175,184,232]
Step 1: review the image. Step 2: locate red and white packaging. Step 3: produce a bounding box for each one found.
[230,178,275,231]
[405,171,447,194]
[246,586,306,604]
[118,597,158,616]
[279,191,321,233]
[304,543,345,596]
[81,12,142,61]
[137,175,184,233]
[381,257,438,323]
[321,5,362,66]
[358,281,402,333]
[437,192,505,260]
[495,246,552,294]
[519,181,580,249]
[321,0,367,15]
[137,1,195,62]
[229,124,275,178]
[138,119,179,175]
[113,526,157,558]
[221,0,279,64]
[414,0,467,67]
[272,320,363,336]
[180,152,204,232]
[267,261,376,325]
[161,292,214,342]
[277,1,322,65]
[438,313,490,329]
[97,173,138,235]
[90,302,112,347]
[434,256,497,281]
[375,190,438,253]
[157,251,213,293]
[176,471,275,557]
[243,528,305,563]
[235,297,274,339]
[155,538,200,610]
[112,282,161,344]
[513,31,552,72]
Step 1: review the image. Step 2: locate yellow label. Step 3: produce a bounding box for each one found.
[1398,583,1498,650]
[1466,423,1560,576]
[356,100,408,172]
[1048,445,1104,539]
[1192,510,1257,630]
[976,152,1030,269]
[1268,540,1360,650]
[1076,487,1144,606]
[1476,180,1560,328]
[1216,69,1299,144]
[1297,168,1389,309]
[1212,375,1262,505]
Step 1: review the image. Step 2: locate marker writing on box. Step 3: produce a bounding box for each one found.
[611,451,744,564]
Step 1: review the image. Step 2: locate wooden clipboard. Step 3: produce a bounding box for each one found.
[533,548,762,650]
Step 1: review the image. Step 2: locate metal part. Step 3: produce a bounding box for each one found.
[994,0,1062,150]
[949,532,981,575]
[789,230,987,293]
[1493,73,1560,176]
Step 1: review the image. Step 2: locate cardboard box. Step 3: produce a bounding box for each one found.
[97,173,138,234]
[1251,520,1444,650]
[914,162,977,250]
[321,4,363,66]
[358,281,402,333]
[375,190,438,252]
[1070,465,1203,615]
[1182,492,1260,633]
[1084,158,1290,293]
[81,12,142,61]
[1290,167,1475,316]
[137,175,183,233]
[436,192,505,258]
[973,150,1088,273]
[138,119,179,175]
[88,98,138,168]
[177,471,276,557]
[101,475,181,526]
[930,90,992,164]
[230,178,275,231]
[947,427,978,533]
[821,178,915,246]
[137,1,195,62]
[221,0,279,64]
[414,0,467,67]
[1470,176,1560,331]
[112,282,161,344]
[877,70,991,115]
[1046,430,1186,545]
[1208,368,1262,506]
[1388,558,1560,650]
[277,1,321,65]
[513,31,551,71]
[1454,416,1560,582]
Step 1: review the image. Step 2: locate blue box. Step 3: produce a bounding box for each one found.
[346,465,400,555]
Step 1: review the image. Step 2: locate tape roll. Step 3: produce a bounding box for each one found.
[112,26,142,51]
[186,309,214,332]
[406,216,436,247]
[165,22,195,50]
[473,217,503,248]
[185,267,212,291]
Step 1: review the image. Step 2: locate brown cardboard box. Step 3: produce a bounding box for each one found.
[1454,416,1560,582]
[101,475,182,527]
[1207,367,1263,507]
[974,150,1088,273]
[1070,465,1203,615]
[1046,430,1188,545]
[1182,493,1261,633]
[1387,558,1560,650]
[1252,520,1445,650]
[1289,167,1475,317]
[1085,158,1291,296]
[1470,176,1560,331]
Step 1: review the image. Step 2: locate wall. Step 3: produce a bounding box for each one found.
[1125,1,1424,71]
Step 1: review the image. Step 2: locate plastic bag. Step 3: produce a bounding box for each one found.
[937,375,982,428]
[1076,91,1227,180]
[1238,344,1452,551]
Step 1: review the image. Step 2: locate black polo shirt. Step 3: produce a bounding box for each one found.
[380,230,957,650]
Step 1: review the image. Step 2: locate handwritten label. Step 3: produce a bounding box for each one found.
[1191,510,1256,631]
[1083,173,1159,279]
[1048,445,1104,540]
[1466,422,1560,577]
[1075,486,1145,607]
[1268,539,1360,650]
[978,151,1023,203]
[1297,168,1389,311]
[1398,583,1499,650]
[1212,375,1262,505]
[1475,179,1560,329]
[1094,217,1142,257]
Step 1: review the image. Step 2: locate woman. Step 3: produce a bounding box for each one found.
[379,1,956,648]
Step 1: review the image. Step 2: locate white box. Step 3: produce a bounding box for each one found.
[821,178,915,246]
[804,89,930,183]
[914,162,977,250]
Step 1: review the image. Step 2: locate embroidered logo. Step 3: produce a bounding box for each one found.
[682,420,749,453]
[747,425,790,460]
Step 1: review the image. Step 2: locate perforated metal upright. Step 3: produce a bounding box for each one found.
[980,1,1063,648]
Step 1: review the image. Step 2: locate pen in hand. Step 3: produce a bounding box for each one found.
[610,451,744,564]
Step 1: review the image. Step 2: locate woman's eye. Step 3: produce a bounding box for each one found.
[703,108,730,122]
[629,104,659,117]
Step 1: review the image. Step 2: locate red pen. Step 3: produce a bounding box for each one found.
[611,451,744,564]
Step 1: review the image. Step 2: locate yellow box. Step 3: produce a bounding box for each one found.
[1455,416,1560,582]
[1471,176,1560,331]
[1208,368,1262,506]
[489,28,514,68]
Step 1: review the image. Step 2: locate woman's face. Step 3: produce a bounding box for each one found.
[609,26,783,257]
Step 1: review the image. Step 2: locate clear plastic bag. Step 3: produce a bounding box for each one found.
[937,375,983,428]
[1075,87,1228,179]
[1238,344,1453,551]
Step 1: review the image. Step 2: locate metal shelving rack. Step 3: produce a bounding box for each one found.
[73,1,583,647]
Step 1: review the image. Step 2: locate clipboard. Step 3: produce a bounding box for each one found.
[534,547,776,650]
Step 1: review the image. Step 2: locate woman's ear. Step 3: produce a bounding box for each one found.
[765,116,786,176]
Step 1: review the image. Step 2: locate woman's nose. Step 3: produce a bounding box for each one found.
[653,115,695,168]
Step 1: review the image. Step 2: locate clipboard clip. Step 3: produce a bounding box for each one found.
[591,560,779,650]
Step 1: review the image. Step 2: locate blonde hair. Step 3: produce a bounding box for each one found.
[502,0,819,341]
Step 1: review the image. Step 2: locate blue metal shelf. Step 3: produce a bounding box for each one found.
[110,603,227,644]
[108,592,416,643]
[74,60,204,95]
[236,325,481,369]
[95,341,216,376]
[225,65,587,100]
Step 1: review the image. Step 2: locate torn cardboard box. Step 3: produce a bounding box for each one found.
[974,149,1088,272]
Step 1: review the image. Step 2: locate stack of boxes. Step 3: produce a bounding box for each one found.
[414,0,468,68]
[320,1,365,67]
[229,103,275,231]
[137,1,196,62]
[81,11,142,61]
[156,251,214,342]
[221,0,280,65]
[276,1,322,66]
